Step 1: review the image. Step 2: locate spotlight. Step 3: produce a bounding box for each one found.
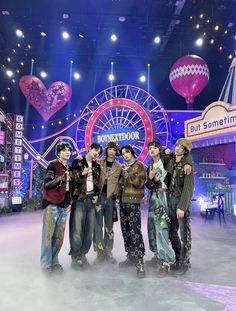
[6,70,13,77]
[40,71,47,78]
[153,36,161,44]
[70,60,73,64]
[195,38,203,46]
[139,75,146,83]
[73,72,81,80]
[16,29,23,37]
[62,31,70,40]
[40,32,47,37]
[110,34,117,42]
[108,74,115,81]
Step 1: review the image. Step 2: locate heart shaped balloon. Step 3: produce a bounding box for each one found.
[19,75,72,121]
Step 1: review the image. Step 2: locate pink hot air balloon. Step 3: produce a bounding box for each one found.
[169,55,210,105]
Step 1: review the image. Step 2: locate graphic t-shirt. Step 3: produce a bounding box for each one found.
[153,159,167,189]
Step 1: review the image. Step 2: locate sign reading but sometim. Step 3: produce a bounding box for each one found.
[185,101,236,140]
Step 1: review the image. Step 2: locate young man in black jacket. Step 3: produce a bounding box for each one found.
[69,143,102,269]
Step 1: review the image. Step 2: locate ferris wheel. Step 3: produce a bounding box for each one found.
[76,85,171,162]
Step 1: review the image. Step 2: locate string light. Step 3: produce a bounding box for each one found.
[190,13,235,58]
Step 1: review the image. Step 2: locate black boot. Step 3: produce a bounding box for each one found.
[119,254,134,268]
[136,258,145,278]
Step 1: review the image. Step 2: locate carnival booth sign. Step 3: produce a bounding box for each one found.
[185,101,236,140]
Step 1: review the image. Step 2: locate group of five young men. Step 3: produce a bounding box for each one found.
[40,138,194,278]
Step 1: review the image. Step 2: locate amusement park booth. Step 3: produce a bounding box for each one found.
[185,101,236,221]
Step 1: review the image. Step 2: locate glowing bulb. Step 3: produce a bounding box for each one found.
[139,75,146,82]
[16,29,23,37]
[73,72,81,80]
[108,74,115,81]
[110,34,117,42]
[6,70,13,77]
[154,36,161,44]
[195,38,204,46]
[62,31,70,40]
[40,71,47,78]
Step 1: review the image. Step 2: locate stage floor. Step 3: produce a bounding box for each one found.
[0,209,236,311]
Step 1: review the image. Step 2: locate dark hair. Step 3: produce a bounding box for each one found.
[105,141,120,157]
[120,145,136,158]
[147,140,162,151]
[89,143,103,156]
[56,141,72,155]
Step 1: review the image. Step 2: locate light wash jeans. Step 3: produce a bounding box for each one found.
[69,196,95,257]
[94,194,114,253]
[40,204,67,269]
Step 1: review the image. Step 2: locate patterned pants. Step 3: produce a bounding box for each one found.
[40,205,67,269]
[169,196,191,268]
[120,203,145,260]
